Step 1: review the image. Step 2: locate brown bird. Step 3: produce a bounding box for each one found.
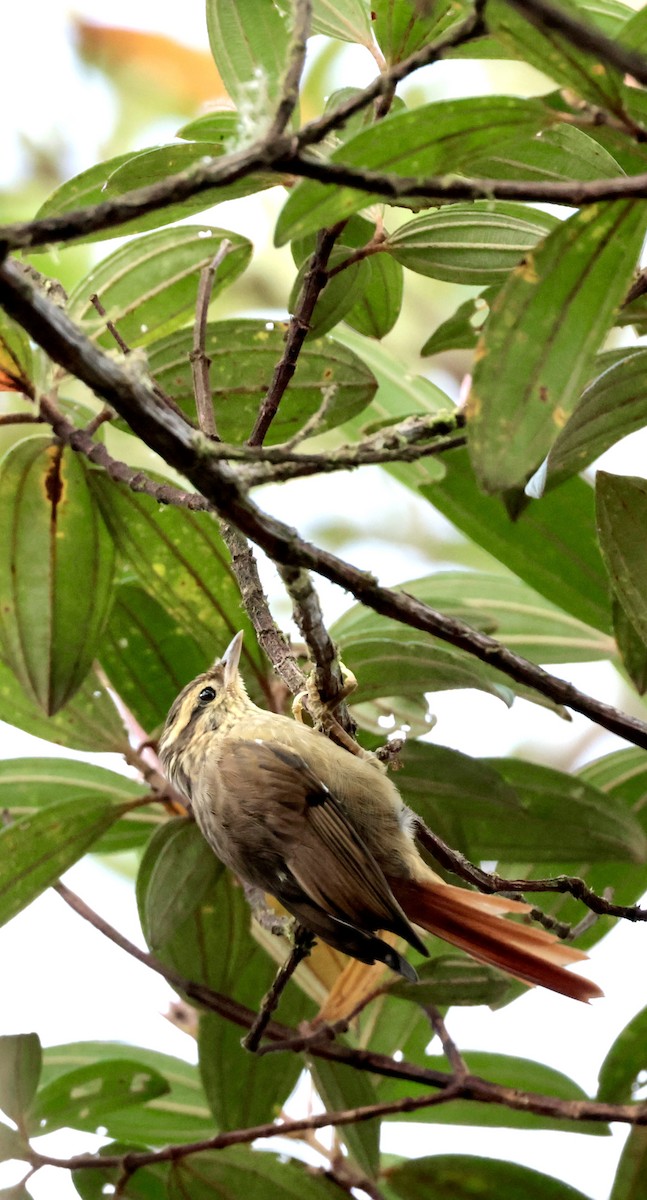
[159,632,602,1002]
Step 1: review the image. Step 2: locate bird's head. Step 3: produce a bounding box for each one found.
[158,630,249,793]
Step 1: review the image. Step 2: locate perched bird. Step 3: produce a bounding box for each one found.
[159,632,602,1002]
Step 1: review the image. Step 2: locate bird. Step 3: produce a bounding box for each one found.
[158,631,602,1003]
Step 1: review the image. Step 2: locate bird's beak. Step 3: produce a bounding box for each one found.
[219,630,244,685]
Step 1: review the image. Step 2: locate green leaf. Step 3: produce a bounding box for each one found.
[0,757,154,855]
[334,326,453,486]
[373,0,459,63]
[422,447,612,634]
[275,97,552,245]
[309,0,373,44]
[0,311,33,395]
[467,122,624,184]
[145,319,378,444]
[311,1060,380,1178]
[546,349,647,488]
[67,226,252,350]
[384,1154,593,1200]
[338,569,613,663]
[288,246,370,337]
[387,954,511,1006]
[169,1148,344,1200]
[0,796,127,928]
[488,0,625,113]
[137,821,313,1131]
[90,476,264,674]
[397,741,644,862]
[598,1005,647,1103]
[485,756,647,862]
[27,1060,169,1135]
[0,1121,29,1163]
[344,253,404,339]
[388,202,557,285]
[35,146,276,246]
[99,584,206,735]
[597,473,647,644]
[42,1043,212,1145]
[73,1143,169,1200]
[421,289,495,357]
[610,1128,647,1200]
[206,0,290,114]
[0,439,115,713]
[468,201,647,493]
[377,1052,608,1134]
[613,595,647,695]
[0,658,129,754]
[0,1034,41,1125]
[331,583,577,714]
[176,111,240,143]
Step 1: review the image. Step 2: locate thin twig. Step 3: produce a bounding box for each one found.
[0,412,42,425]
[505,0,647,89]
[268,0,313,139]
[247,222,346,446]
[243,925,315,1052]
[190,239,233,439]
[89,293,130,356]
[425,1006,468,1080]
[414,819,647,921]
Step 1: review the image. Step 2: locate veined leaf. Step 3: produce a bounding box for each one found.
[67,226,252,349]
[388,202,557,285]
[145,319,378,444]
[596,472,647,644]
[90,476,264,676]
[422,447,612,634]
[345,253,404,339]
[421,289,495,357]
[0,757,154,855]
[42,1043,212,1146]
[137,821,314,1131]
[0,658,129,755]
[0,796,128,929]
[0,439,115,713]
[275,97,552,245]
[311,1060,380,1178]
[0,311,33,395]
[27,1060,169,1135]
[206,0,290,113]
[169,1148,344,1200]
[488,0,626,113]
[373,0,461,63]
[310,0,373,44]
[0,1034,41,1125]
[546,349,647,487]
[467,201,647,493]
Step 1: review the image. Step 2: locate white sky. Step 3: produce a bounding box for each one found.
[1,3,646,1199]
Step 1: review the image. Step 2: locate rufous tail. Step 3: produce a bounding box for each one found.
[389,877,602,1003]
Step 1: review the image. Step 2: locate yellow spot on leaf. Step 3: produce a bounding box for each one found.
[592,63,606,76]
[465,387,481,420]
[518,254,538,284]
[553,405,569,429]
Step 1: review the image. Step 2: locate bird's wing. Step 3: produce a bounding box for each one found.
[215,737,426,953]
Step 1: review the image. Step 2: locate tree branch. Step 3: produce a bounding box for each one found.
[190,239,233,439]
[4,258,647,754]
[243,925,315,1052]
[268,0,312,139]
[504,0,647,89]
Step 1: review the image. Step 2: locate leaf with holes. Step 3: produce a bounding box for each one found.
[67,226,252,350]
[0,438,115,713]
[467,201,647,493]
[27,1060,169,1135]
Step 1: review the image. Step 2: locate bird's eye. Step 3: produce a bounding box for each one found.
[198,686,216,705]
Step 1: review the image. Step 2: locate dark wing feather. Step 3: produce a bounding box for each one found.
[216,738,427,957]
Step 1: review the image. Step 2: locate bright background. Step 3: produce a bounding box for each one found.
[1,3,646,1198]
